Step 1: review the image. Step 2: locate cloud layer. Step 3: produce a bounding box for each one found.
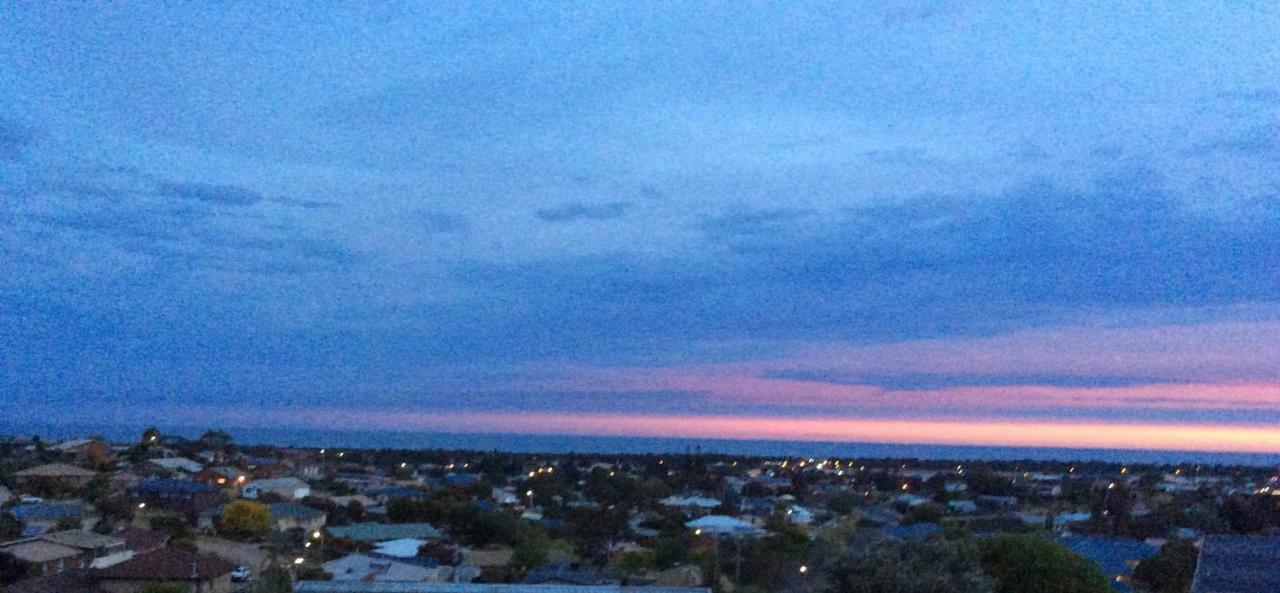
[2,3,1279,451]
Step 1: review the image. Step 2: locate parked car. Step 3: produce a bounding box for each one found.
[231,566,251,582]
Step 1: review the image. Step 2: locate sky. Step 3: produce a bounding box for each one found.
[2,2,1279,454]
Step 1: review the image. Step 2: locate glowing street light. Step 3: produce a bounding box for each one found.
[294,557,305,565]
[799,565,809,574]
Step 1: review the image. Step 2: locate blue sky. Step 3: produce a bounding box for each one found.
[2,3,1279,451]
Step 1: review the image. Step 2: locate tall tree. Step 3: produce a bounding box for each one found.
[1133,539,1199,593]
[979,535,1110,593]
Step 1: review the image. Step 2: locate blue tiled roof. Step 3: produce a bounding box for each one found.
[442,473,479,486]
[1191,535,1280,593]
[1060,536,1157,593]
[371,486,427,499]
[137,478,219,495]
[12,502,85,522]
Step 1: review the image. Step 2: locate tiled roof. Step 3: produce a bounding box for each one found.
[295,583,710,593]
[3,569,105,593]
[116,528,170,554]
[37,530,124,553]
[14,463,97,478]
[94,548,234,581]
[11,502,85,522]
[0,539,85,563]
[270,502,326,520]
[327,522,441,542]
[1191,535,1280,593]
[136,478,219,494]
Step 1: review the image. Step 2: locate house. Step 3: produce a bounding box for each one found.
[92,547,234,593]
[193,466,246,488]
[134,479,222,521]
[11,502,88,535]
[13,463,98,489]
[785,505,815,525]
[268,502,327,532]
[1060,536,1158,593]
[660,495,722,512]
[52,439,113,467]
[685,515,764,536]
[492,487,520,505]
[148,458,205,475]
[0,538,88,576]
[1190,535,1280,593]
[369,486,428,503]
[523,562,620,586]
[324,553,440,582]
[242,476,310,500]
[116,528,170,555]
[3,568,104,593]
[325,522,441,542]
[295,583,710,593]
[372,538,429,559]
[39,530,131,568]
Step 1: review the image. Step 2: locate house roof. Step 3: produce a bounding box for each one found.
[14,463,97,478]
[524,562,620,586]
[295,582,710,593]
[327,522,441,542]
[324,553,434,582]
[11,502,85,522]
[1191,535,1280,593]
[3,569,105,593]
[136,478,219,495]
[40,530,125,551]
[149,458,205,473]
[116,528,170,554]
[0,539,85,563]
[270,502,325,520]
[684,515,762,536]
[372,538,427,559]
[94,548,234,581]
[1060,536,1157,593]
[247,476,309,489]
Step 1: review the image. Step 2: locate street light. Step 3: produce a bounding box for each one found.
[526,490,534,507]
[294,557,305,565]
[799,565,809,574]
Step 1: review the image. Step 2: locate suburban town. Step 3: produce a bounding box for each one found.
[0,429,1276,593]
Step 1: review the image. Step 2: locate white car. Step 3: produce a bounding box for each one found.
[230,566,251,582]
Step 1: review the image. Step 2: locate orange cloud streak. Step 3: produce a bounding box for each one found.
[283,409,1280,454]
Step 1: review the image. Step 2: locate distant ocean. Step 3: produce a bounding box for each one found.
[2,421,1276,467]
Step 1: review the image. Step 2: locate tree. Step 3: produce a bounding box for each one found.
[199,429,234,451]
[1133,539,1198,593]
[0,513,23,541]
[826,537,994,593]
[150,515,194,540]
[0,551,30,586]
[511,527,552,570]
[256,566,293,593]
[979,535,1110,593]
[222,500,271,536]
